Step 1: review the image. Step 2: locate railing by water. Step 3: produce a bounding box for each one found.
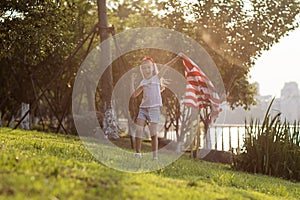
[209,124,246,153]
[164,124,246,153]
[165,123,300,153]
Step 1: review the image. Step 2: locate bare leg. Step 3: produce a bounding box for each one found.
[151,135,158,159]
[149,122,158,159]
[135,118,145,154]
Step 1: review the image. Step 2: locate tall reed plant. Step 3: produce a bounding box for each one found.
[233,98,300,181]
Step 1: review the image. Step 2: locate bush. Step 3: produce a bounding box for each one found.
[233,98,300,181]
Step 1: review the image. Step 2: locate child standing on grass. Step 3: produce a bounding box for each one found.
[131,56,172,160]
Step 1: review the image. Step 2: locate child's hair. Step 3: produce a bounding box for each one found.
[140,56,159,78]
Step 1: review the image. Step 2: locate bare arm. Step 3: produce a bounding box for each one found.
[157,53,183,91]
[160,77,171,93]
[132,86,143,98]
[158,54,182,79]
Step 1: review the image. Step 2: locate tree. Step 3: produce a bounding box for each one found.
[107,0,300,108]
[0,0,96,132]
[156,0,300,109]
[97,0,112,110]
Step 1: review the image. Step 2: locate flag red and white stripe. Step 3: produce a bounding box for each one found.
[181,53,221,122]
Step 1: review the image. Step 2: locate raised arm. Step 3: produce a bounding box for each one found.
[158,53,182,79]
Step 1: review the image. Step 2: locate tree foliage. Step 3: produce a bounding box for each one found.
[0,0,96,130]
[108,0,300,109]
[159,0,300,108]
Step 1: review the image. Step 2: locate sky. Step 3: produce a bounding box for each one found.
[249,27,300,98]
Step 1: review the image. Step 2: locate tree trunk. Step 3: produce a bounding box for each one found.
[97,0,113,108]
[97,0,118,138]
[21,102,30,130]
[9,115,15,128]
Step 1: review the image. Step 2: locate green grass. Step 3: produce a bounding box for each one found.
[0,128,299,200]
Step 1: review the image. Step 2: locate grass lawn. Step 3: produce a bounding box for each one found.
[0,128,299,199]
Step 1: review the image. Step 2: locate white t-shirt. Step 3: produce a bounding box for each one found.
[139,75,162,108]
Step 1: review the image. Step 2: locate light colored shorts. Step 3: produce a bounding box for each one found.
[137,106,160,123]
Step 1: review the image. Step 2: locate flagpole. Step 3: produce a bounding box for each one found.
[189,108,201,160]
[189,107,194,159]
[164,54,180,66]
[160,54,181,78]
[196,110,201,160]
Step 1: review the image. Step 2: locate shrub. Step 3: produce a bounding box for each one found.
[233,98,300,181]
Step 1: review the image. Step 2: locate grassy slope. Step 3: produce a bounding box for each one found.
[0,128,299,200]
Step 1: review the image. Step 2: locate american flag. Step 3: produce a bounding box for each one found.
[181,53,221,123]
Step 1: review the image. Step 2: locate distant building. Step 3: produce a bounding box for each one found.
[217,82,300,124]
[279,82,300,122]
